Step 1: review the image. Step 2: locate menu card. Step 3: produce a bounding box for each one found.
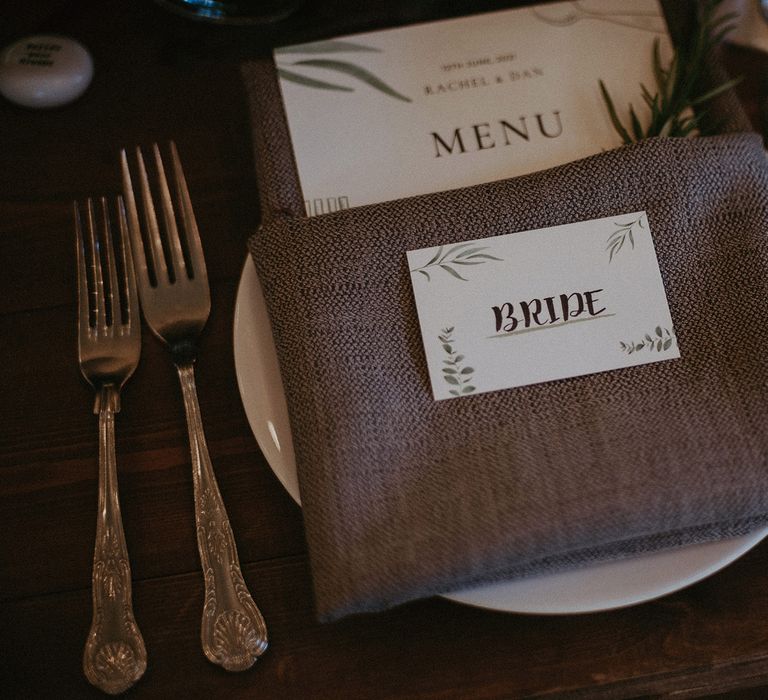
[275,0,672,215]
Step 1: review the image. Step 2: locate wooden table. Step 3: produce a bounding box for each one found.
[3,1,768,697]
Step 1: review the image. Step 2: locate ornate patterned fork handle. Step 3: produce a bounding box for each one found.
[176,362,268,671]
[83,386,147,695]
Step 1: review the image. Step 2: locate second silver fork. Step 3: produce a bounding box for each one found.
[76,197,147,695]
[121,143,268,672]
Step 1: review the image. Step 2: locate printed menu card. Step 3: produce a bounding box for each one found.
[275,0,673,214]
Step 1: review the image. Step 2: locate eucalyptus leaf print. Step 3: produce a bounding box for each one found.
[532,2,665,33]
[620,325,676,354]
[276,68,354,93]
[440,327,476,396]
[276,40,412,102]
[411,243,503,282]
[275,40,382,55]
[607,214,647,262]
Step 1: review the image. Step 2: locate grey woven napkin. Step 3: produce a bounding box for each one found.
[248,132,768,620]
[241,0,767,619]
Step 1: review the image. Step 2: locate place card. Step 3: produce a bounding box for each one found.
[275,0,672,213]
[406,212,679,400]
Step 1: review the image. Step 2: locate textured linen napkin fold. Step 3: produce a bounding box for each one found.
[249,133,768,620]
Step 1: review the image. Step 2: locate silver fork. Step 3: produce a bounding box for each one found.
[121,142,268,672]
[76,197,147,695]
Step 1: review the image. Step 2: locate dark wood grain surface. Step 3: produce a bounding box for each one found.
[3,1,768,697]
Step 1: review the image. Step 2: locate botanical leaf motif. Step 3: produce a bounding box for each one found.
[425,246,444,266]
[411,244,503,282]
[607,215,646,262]
[439,328,476,396]
[465,253,503,261]
[275,40,381,55]
[277,68,354,92]
[454,247,487,258]
[533,3,666,32]
[440,264,468,281]
[620,326,677,354]
[292,59,412,102]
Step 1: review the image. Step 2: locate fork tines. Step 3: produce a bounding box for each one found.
[120,142,208,290]
[75,196,136,333]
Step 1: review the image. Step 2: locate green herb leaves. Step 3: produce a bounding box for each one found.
[599,0,740,143]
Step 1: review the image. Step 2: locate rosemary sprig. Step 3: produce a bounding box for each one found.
[599,0,741,143]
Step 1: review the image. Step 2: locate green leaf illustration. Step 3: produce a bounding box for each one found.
[440,264,467,281]
[425,246,444,266]
[607,215,645,262]
[465,253,504,261]
[275,40,381,55]
[292,59,412,102]
[620,326,677,354]
[411,244,502,282]
[454,247,486,258]
[439,328,476,397]
[277,68,354,92]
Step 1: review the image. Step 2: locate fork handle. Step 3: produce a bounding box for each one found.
[176,362,268,671]
[83,385,147,695]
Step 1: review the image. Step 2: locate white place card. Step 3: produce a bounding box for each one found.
[406,212,679,400]
[275,0,673,214]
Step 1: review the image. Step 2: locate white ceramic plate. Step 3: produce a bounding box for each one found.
[233,257,768,614]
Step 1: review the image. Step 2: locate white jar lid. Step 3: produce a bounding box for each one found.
[0,35,93,108]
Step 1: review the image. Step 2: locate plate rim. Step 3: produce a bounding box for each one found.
[233,256,768,614]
